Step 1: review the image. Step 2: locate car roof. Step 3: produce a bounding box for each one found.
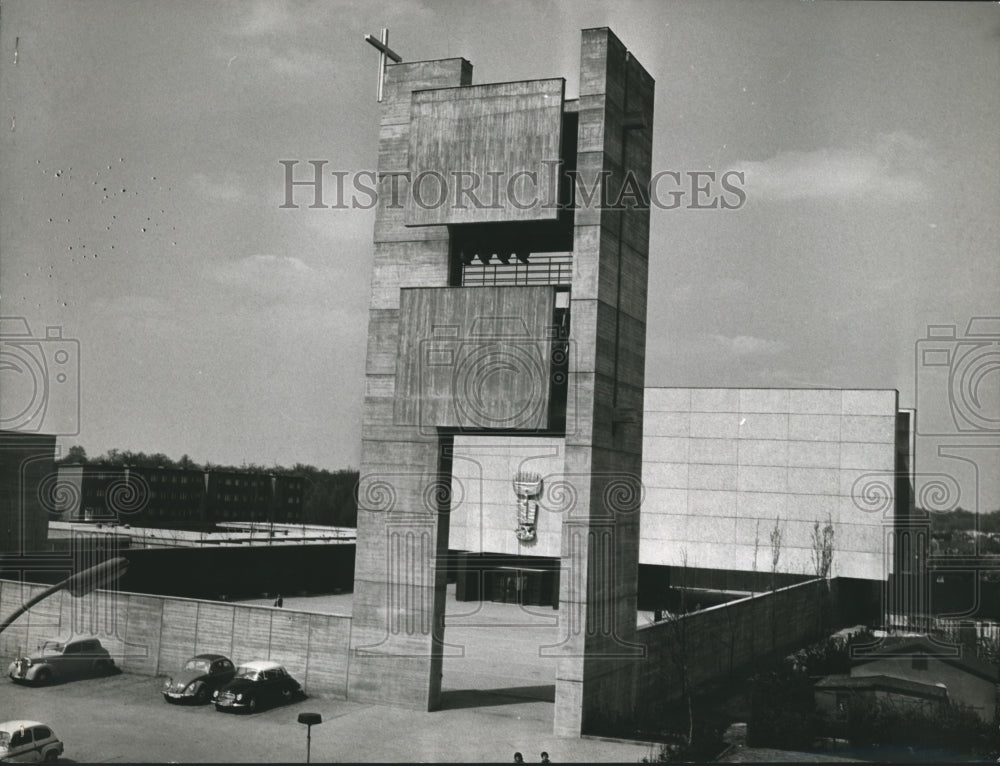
[191,653,229,662]
[238,660,282,671]
[0,721,48,732]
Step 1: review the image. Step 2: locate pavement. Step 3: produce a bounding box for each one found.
[0,586,658,763]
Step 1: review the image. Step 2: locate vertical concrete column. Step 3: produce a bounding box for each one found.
[554,28,654,736]
[347,59,472,711]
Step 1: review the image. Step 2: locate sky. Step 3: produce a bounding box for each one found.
[1,1,998,509]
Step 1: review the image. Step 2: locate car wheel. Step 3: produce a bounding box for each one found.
[44,749,59,763]
[35,668,52,685]
[195,686,209,704]
[247,696,257,713]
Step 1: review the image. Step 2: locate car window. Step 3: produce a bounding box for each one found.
[41,641,64,655]
[64,643,80,654]
[10,730,30,747]
[31,727,51,741]
[186,658,211,673]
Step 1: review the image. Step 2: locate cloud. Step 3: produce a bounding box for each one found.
[209,254,336,302]
[731,131,932,203]
[232,2,300,38]
[191,173,245,203]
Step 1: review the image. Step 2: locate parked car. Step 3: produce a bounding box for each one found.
[7,638,115,685]
[162,654,236,704]
[0,720,64,763]
[213,660,301,713]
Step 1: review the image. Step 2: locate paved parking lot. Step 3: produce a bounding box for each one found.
[1,588,656,763]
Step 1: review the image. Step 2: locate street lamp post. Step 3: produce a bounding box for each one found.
[297,712,322,763]
[0,557,129,637]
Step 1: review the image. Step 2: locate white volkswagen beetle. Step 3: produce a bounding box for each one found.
[0,720,64,763]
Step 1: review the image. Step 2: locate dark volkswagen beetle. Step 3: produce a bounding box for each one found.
[213,660,301,713]
[162,654,236,704]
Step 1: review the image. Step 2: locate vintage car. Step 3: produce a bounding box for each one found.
[0,720,64,763]
[162,654,236,704]
[7,637,115,685]
[212,660,302,713]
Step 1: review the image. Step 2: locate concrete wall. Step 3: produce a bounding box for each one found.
[0,579,352,697]
[450,435,565,556]
[642,388,900,580]
[632,578,831,708]
[0,431,57,554]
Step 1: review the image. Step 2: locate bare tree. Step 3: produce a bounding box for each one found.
[768,516,785,650]
[769,516,784,587]
[811,515,835,579]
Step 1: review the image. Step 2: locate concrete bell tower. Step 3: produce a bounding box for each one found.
[347,27,654,737]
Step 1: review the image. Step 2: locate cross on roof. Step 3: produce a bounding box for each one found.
[364,28,402,102]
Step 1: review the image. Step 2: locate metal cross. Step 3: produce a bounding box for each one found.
[364,28,402,102]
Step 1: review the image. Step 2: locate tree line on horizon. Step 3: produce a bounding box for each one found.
[56,445,359,528]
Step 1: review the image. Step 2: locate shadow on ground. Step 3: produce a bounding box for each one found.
[439,684,555,710]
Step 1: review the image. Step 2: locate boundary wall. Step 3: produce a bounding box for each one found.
[633,578,833,705]
[0,579,352,697]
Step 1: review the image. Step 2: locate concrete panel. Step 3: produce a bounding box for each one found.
[787,467,840,495]
[407,79,564,225]
[740,389,790,413]
[689,437,738,465]
[786,440,840,469]
[689,463,738,491]
[645,388,691,411]
[640,512,683,541]
[395,286,558,430]
[231,606,273,665]
[267,610,310,684]
[691,388,739,412]
[159,599,199,674]
[738,439,790,467]
[788,414,841,442]
[304,614,351,696]
[840,441,894,470]
[642,436,688,461]
[686,514,737,544]
[194,602,235,659]
[121,594,163,676]
[738,465,788,493]
[689,489,737,517]
[841,415,896,444]
[737,492,788,522]
[643,487,688,514]
[643,462,688,489]
[0,582,29,656]
[842,389,897,416]
[690,412,739,438]
[738,413,789,440]
[785,493,839,522]
[788,389,842,414]
[643,413,690,437]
